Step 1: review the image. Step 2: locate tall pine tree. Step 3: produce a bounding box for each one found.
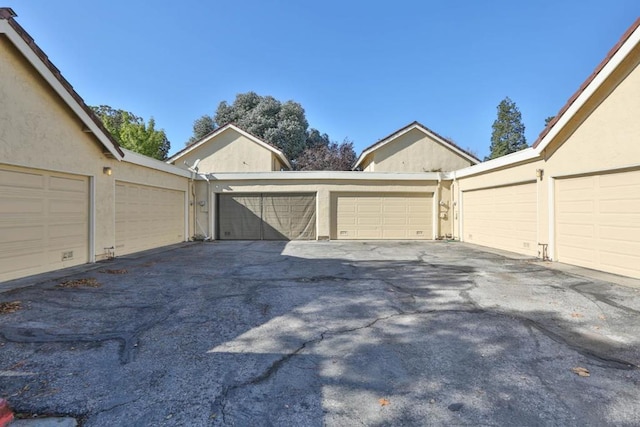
[486,97,527,160]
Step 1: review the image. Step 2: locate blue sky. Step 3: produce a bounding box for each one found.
[6,1,638,159]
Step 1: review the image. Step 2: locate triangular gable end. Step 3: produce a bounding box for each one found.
[353,121,480,170]
[0,8,124,159]
[167,123,292,170]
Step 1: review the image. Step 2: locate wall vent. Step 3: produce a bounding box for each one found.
[62,251,74,261]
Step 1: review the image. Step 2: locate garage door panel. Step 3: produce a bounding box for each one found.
[335,193,432,240]
[463,182,537,256]
[0,166,89,282]
[115,182,185,255]
[556,171,640,278]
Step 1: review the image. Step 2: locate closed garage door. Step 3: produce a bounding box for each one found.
[219,193,316,240]
[115,182,185,256]
[0,165,89,282]
[555,170,640,279]
[334,192,432,240]
[463,182,537,256]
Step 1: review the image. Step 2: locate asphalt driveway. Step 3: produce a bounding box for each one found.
[1,241,639,426]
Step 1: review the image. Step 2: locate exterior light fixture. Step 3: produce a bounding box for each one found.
[103,167,112,176]
[536,169,544,180]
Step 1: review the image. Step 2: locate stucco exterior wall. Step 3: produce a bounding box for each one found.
[172,128,277,173]
[0,35,189,263]
[197,176,449,240]
[363,129,475,172]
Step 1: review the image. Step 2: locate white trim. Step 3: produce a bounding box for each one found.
[548,177,555,261]
[184,189,189,242]
[208,171,444,181]
[433,182,440,239]
[533,24,640,155]
[209,182,215,240]
[453,148,540,179]
[166,124,292,170]
[89,176,96,263]
[0,20,123,161]
[353,123,480,170]
[121,148,192,178]
[458,186,464,241]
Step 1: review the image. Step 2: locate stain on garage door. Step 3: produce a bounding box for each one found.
[555,170,640,279]
[333,192,432,240]
[218,193,316,240]
[0,165,89,282]
[115,181,185,256]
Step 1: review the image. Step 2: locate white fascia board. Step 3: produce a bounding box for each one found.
[207,171,444,181]
[122,148,192,178]
[533,25,640,155]
[0,21,123,161]
[453,148,540,179]
[354,123,479,169]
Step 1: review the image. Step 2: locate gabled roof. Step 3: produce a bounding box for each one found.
[167,123,292,170]
[455,17,640,179]
[0,8,124,159]
[353,121,480,170]
[532,17,640,152]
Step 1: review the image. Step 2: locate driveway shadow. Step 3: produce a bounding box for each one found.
[0,241,638,426]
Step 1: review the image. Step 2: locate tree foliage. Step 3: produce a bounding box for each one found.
[186,115,216,146]
[544,116,555,126]
[295,133,357,171]
[214,92,309,160]
[91,105,170,160]
[486,97,527,160]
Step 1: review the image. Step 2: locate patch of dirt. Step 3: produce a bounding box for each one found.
[98,269,128,274]
[56,278,101,288]
[0,301,22,314]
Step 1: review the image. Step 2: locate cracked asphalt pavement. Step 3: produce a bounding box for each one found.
[1,241,640,426]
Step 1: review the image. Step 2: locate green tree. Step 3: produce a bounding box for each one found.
[295,134,357,171]
[91,105,170,160]
[214,92,309,160]
[544,116,555,126]
[186,115,216,146]
[486,97,527,160]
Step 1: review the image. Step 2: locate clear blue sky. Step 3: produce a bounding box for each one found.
[6,1,639,159]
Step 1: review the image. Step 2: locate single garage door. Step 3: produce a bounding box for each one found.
[334,192,432,239]
[463,182,537,256]
[115,181,185,256]
[0,165,89,282]
[555,170,640,279]
[218,193,316,240]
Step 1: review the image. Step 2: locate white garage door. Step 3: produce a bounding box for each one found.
[555,170,640,279]
[463,182,537,256]
[0,165,89,282]
[115,181,185,256]
[334,192,432,240]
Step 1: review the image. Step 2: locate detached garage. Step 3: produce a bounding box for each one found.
[333,192,433,240]
[0,165,89,282]
[115,181,186,256]
[462,182,537,256]
[555,170,640,278]
[218,193,316,240]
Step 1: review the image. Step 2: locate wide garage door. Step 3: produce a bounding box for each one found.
[334,192,432,239]
[115,181,185,256]
[0,165,89,282]
[463,182,537,256]
[218,193,316,240]
[555,170,640,279]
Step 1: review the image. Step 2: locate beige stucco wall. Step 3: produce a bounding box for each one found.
[172,128,279,173]
[454,41,640,264]
[197,177,451,240]
[0,35,189,263]
[362,128,475,172]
